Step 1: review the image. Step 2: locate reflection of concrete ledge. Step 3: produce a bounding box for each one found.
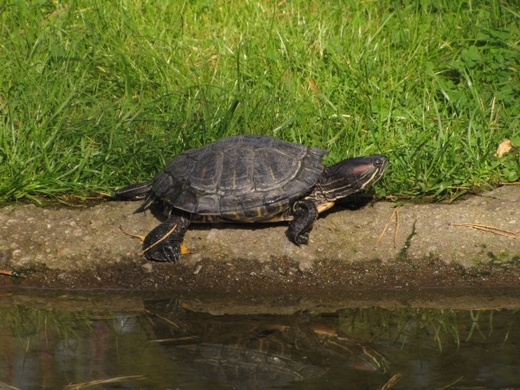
[1,186,519,291]
[1,288,520,315]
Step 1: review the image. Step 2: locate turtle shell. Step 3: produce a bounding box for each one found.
[151,135,327,221]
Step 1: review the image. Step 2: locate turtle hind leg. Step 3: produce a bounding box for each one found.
[143,212,191,262]
[287,199,318,245]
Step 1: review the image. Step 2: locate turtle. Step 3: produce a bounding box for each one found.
[115,135,388,262]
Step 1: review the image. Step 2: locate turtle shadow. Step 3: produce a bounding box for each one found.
[322,191,376,216]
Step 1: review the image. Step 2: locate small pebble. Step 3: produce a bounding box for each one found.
[298,260,313,272]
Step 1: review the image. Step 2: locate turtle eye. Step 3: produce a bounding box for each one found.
[374,157,387,168]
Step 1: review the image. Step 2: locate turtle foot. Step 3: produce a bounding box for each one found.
[141,213,191,263]
[143,241,182,263]
[143,241,192,262]
[287,199,317,246]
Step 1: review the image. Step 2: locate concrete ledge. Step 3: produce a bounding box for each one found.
[1,186,519,291]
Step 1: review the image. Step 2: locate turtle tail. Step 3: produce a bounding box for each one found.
[113,181,153,201]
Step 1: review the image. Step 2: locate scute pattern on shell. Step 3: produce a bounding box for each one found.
[151,135,327,221]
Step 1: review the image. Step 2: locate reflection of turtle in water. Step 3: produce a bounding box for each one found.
[146,301,389,389]
[115,135,388,262]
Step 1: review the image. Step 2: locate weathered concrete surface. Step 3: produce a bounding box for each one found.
[0,186,519,292]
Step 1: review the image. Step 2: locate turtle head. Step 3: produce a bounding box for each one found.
[318,154,388,201]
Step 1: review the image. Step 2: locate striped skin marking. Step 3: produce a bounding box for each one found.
[316,201,335,213]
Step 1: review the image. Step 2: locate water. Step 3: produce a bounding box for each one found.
[1,290,519,389]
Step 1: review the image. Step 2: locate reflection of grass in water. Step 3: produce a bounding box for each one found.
[0,305,94,390]
[0,305,93,348]
[469,309,520,346]
[338,308,520,352]
[0,305,149,389]
[338,308,461,351]
[0,305,149,351]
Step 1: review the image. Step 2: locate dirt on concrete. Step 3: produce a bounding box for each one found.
[1,186,520,296]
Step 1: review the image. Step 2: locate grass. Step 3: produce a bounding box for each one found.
[0,0,519,203]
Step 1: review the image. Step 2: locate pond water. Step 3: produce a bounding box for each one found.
[1,290,519,390]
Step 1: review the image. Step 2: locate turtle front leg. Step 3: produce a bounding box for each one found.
[143,212,191,262]
[287,199,318,245]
